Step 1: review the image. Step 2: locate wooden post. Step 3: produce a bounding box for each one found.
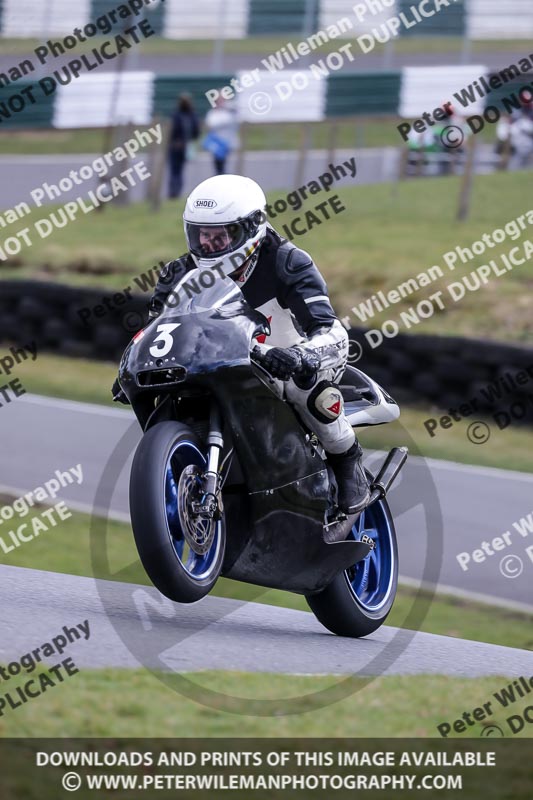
[397,146,411,180]
[327,119,338,168]
[115,123,135,206]
[457,134,476,222]
[235,121,248,176]
[295,123,311,188]
[498,130,512,171]
[148,118,170,212]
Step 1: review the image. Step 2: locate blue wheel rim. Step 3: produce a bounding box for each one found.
[164,441,222,582]
[345,498,395,612]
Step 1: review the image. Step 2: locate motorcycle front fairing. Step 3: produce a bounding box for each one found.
[118,275,268,423]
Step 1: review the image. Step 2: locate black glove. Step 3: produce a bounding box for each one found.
[260,347,320,382]
[296,348,321,380]
[111,377,129,405]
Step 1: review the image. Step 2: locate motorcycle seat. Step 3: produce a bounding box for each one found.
[340,365,400,426]
[338,365,379,405]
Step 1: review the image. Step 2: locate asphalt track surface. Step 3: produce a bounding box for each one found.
[1,564,531,677]
[0,144,500,212]
[0,149,401,209]
[0,47,526,78]
[1,393,532,610]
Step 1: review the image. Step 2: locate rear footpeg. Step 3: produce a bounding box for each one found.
[323,510,359,544]
[323,446,408,543]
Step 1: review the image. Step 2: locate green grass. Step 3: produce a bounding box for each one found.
[0,121,375,156]
[16,352,119,406]
[0,117,494,155]
[0,128,119,156]
[0,501,531,651]
[0,35,529,58]
[1,670,531,739]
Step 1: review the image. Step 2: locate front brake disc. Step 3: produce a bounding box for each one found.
[177,464,216,555]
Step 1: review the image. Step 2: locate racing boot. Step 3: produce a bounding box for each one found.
[327,441,371,515]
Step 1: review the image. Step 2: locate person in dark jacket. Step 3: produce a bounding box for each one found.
[168,93,200,199]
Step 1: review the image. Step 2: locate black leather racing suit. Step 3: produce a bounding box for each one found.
[149,225,356,455]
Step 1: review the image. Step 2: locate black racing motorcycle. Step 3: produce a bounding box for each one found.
[118,272,407,637]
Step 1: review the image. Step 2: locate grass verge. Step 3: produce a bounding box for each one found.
[1,670,530,738]
[0,35,529,57]
[0,117,495,154]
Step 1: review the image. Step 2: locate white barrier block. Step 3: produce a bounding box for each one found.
[400,65,487,119]
[3,0,91,37]
[163,0,248,40]
[467,0,533,40]
[236,69,327,123]
[53,71,155,129]
[319,0,398,37]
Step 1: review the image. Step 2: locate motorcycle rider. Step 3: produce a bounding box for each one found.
[114,175,370,515]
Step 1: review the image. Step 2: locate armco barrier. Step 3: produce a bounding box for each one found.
[1,280,532,423]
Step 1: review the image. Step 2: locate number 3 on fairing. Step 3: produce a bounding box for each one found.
[149,323,181,358]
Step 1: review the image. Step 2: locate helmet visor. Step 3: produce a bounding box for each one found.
[185,221,248,259]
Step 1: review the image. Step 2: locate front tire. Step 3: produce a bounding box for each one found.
[129,421,225,603]
[306,489,398,637]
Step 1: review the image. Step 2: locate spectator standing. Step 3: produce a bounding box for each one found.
[203,96,240,175]
[168,93,200,199]
[510,105,533,168]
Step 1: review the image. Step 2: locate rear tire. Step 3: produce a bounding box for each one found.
[129,421,225,603]
[306,489,398,637]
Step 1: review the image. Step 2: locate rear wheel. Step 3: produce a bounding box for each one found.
[129,421,225,603]
[306,483,398,637]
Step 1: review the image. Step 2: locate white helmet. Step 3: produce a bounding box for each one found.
[183,175,268,282]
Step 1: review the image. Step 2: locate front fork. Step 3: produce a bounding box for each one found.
[191,403,224,520]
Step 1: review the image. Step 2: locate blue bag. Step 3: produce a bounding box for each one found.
[202,132,230,160]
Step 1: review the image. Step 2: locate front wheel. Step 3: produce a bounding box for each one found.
[129,421,225,603]
[306,487,398,637]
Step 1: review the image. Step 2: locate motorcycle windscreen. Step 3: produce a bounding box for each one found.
[162,270,243,315]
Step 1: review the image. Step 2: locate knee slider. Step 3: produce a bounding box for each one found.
[307,380,344,424]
